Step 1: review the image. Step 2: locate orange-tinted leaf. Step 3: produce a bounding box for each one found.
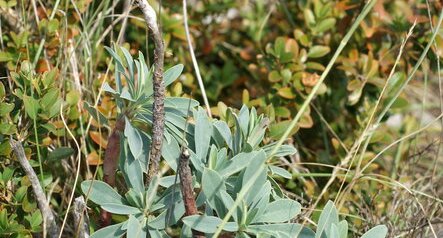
[89,131,107,148]
[298,112,313,128]
[302,72,320,87]
[87,150,102,166]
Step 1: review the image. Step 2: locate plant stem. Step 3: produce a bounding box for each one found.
[135,0,165,184]
[183,0,212,117]
[178,148,204,238]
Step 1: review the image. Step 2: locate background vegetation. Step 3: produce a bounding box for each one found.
[0,0,442,237]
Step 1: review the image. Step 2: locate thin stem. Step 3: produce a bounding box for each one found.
[58,104,82,238]
[183,0,212,117]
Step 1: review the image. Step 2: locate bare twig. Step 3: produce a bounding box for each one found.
[73,196,90,238]
[182,0,212,117]
[10,138,59,238]
[134,0,165,184]
[0,7,24,32]
[178,148,204,238]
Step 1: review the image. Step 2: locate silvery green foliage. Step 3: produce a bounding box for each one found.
[309,201,388,238]
[94,46,199,177]
[81,46,387,238]
[81,176,184,238]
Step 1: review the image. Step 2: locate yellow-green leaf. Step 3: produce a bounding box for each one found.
[308,46,330,58]
[278,87,296,99]
[23,95,40,120]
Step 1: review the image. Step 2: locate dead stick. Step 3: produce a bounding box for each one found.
[178,148,204,238]
[73,196,90,238]
[134,0,165,185]
[10,138,59,237]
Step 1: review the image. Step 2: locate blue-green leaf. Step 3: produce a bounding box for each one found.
[182,215,238,233]
[213,121,232,149]
[124,117,143,159]
[120,47,134,89]
[165,97,199,116]
[102,82,118,95]
[121,87,135,101]
[161,138,180,171]
[194,108,212,162]
[202,168,225,202]
[247,224,314,237]
[338,220,348,238]
[238,105,250,136]
[263,144,297,157]
[361,225,388,238]
[330,223,340,238]
[269,165,292,179]
[122,143,144,193]
[91,222,126,238]
[254,199,301,223]
[218,151,260,178]
[164,64,184,87]
[316,201,339,238]
[241,150,267,203]
[127,215,143,238]
[81,181,125,206]
[145,175,160,209]
[101,203,141,215]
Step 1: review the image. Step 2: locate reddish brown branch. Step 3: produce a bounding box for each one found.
[101,116,125,226]
[103,117,125,187]
[134,0,165,185]
[178,149,204,238]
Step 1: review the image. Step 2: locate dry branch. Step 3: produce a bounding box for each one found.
[10,138,59,238]
[178,148,204,238]
[103,116,125,187]
[101,116,125,226]
[0,7,24,32]
[134,0,165,184]
[73,196,90,238]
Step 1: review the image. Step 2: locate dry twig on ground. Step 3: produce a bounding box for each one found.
[10,138,59,238]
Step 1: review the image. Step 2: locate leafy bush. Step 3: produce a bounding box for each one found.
[0,0,441,237]
[81,46,387,237]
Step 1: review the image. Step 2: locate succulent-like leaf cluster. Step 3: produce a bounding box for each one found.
[81,46,387,238]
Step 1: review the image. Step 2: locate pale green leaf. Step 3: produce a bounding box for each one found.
[255,199,301,223]
[81,180,125,206]
[361,225,388,238]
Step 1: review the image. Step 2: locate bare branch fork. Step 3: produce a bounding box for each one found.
[178,148,204,238]
[10,138,59,238]
[73,196,90,238]
[134,0,165,184]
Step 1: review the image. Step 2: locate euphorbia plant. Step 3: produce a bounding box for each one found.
[81,0,388,237]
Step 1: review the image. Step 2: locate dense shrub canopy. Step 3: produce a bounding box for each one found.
[0,0,442,237]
